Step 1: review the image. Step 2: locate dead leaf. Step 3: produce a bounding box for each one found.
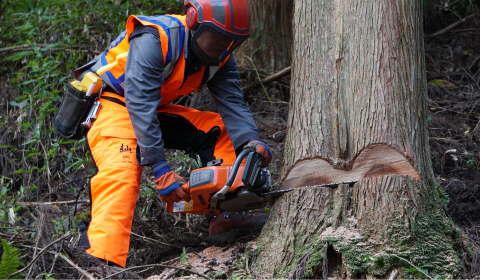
[428,79,455,87]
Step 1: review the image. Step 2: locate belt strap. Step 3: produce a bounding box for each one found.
[102,96,126,107]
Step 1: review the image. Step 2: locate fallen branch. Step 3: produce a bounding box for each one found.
[242,66,291,92]
[130,231,183,249]
[0,44,101,54]
[18,244,95,280]
[0,232,32,244]
[103,264,211,280]
[428,105,480,120]
[7,232,74,279]
[426,12,480,37]
[429,137,460,144]
[17,200,90,206]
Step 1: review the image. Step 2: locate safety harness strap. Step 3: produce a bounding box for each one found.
[78,221,91,249]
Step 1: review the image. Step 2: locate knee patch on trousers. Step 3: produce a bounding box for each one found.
[158,113,220,165]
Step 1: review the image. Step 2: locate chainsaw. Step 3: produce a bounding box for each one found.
[165,147,357,215]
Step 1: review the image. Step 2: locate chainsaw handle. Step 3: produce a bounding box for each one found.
[209,147,254,214]
[224,147,254,189]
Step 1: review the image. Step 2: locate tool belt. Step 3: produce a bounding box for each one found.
[53,83,100,139]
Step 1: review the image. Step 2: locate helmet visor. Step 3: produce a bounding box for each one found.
[192,25,246,65]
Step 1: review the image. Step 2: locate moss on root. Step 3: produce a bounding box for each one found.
[256,177,469,278]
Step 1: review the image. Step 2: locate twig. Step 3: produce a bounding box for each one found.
[20,245,95,280]
[136,267,155,274]
[130,231,183,249]
[428,105,480,120]
[260,100,289,104]
[242,66,291,93]
[58,253,95,280]
[426,12,480,37]
[7,233,74,279]
[244,56,274,107]
[26,209,45,279]
[37,141,52,199]
[17,200,90,206]
[468,55,480,72]
[103,264,211,279]
[0,232,32,243]
[388,270,400,280]
[429,137,460,143]
[61,175,91,185]
[472,119,480,134]
[440,0,461,10]
[0,227,36,231]
[48,244,62,276]
[458,65,480,91]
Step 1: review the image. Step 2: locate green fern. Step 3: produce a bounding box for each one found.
[0,238,24,279]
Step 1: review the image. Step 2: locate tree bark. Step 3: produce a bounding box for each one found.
[255,0,470,278]
[235,0,293,71]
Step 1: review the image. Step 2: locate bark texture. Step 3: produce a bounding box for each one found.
[255,0,470,278]
[235,0,293,71]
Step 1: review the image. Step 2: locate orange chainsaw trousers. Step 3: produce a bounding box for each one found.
[85,92,236,267]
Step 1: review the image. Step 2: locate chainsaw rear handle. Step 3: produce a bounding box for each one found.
[209,147,255,213]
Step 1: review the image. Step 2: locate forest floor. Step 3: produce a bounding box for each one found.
[2,23,480,280]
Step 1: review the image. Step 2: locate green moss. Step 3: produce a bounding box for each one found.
[304,242,326,278]
[74,210,90,222]
[257,179,468,278]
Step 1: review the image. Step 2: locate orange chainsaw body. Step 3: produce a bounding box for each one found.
[165,165,245,215]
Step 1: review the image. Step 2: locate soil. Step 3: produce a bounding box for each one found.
[2,14,480,280]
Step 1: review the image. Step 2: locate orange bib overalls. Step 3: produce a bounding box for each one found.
[84,15,236,266]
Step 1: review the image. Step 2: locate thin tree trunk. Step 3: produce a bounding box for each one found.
[255,0,470,278]
[235,0,293,71]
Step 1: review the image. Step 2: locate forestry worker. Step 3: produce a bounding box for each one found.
[76,0,271,267]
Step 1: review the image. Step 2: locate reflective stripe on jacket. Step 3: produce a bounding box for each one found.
[91,14,229,103]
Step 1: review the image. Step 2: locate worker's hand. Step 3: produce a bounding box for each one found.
[152,161,191,203]
[244,140,272,168]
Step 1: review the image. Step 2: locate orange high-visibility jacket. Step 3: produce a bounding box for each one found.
[91,14,229,104]
[89,14,260,166]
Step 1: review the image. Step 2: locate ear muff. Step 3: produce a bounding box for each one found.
[186,6,198,30]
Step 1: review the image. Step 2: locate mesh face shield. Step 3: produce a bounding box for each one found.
[191,25,246,65]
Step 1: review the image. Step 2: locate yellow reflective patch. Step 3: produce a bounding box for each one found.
[96,52,129,75]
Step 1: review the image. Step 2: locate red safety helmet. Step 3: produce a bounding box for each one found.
[184,0,251,65]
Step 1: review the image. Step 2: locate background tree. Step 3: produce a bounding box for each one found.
[235,0,293,71]
[254,0,470,278]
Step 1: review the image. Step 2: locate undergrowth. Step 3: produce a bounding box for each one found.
[0,238,24,279]
[0,0,184,211]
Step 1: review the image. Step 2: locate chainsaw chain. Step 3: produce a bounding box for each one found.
[262,180,359,197]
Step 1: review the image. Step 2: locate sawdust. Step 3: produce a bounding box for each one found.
[320,226,362,243]
[147,246,238,279]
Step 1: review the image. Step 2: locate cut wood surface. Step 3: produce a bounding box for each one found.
[280,144,421,190]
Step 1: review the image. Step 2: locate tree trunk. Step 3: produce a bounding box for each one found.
[235,0,293,71]
[255,0,470,278]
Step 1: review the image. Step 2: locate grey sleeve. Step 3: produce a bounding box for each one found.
[125,32,166,166]
[207,54,260,150]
